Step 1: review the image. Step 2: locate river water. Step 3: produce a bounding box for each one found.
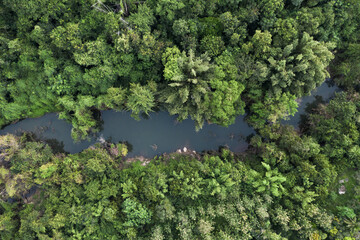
[0,81,339,157]
[282,80,340,127]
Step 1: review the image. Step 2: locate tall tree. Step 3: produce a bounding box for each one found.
[160,47,213,130]
[126,83,156,120]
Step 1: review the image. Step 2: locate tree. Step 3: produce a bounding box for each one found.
[96,87,127,111]
[251,30,272,59]
[249,162,287,197]
[264,32,334,97]
[272,17,298,46]
[248,91,298,128]
[200,35,225,58]
[205,51,245,126]
[150,0,185,21]
[122,198,152,228]
[126,83,155,120]
[160,47,213,130]
[305,92,360,169]
[128,4,155,33]
[58,95,100,141]
[333,43,360,89]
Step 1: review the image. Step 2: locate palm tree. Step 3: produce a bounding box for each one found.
[250,162,287,197]
[160,48,213,130]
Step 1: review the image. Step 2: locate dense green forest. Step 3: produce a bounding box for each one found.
[0,109,359,239]
[1,0,359,139]
[1,0,360,239]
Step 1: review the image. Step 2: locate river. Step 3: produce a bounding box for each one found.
[0,81,339,157]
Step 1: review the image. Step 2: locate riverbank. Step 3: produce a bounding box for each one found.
[0,81,340,157]
[1,129,358,239]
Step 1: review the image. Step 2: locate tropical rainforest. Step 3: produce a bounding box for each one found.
[0,0,360,239]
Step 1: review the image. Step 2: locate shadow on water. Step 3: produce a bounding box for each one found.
[0,81,340,157]
[122,141,134,153]
[0,112,255,157]
[282,79,340,128]
[298,95,326,131]
[140,112,151,120]
[11,130,67,154]
[43,138,66,154]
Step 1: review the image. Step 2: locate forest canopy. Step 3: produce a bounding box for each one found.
[1,0,359,139]
[1,0,360,239]
[0,114,359,239]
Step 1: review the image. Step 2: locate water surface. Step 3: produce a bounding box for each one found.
[283,80,340,127]
[0,111,254,157]
[0,81,340,157]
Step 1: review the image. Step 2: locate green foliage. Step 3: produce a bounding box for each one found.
[160,47,214,129]
[273,17,298,45]
[1,0,360,237]
[333,43,360,89]
[250,30,273,59]
[152,0,185,21]
[128,4,155,33]
[0,202,18,239]
[122,198,152,227]
[291,0,304,6]
[0,133,358,239]
[305,92,360,169]
[265,33,334,97]
[249,162,286,197]
[161,47,246,129]
[58,95,100,141]
[200,35,225,58]
[205,51,245,126]
[337,206,356,219]
[117,143,128,156]
[126,83,155,120]
[96,87,127,111]
[198,17,223,37]
[248,91,298,128]
[0,0,354,140]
